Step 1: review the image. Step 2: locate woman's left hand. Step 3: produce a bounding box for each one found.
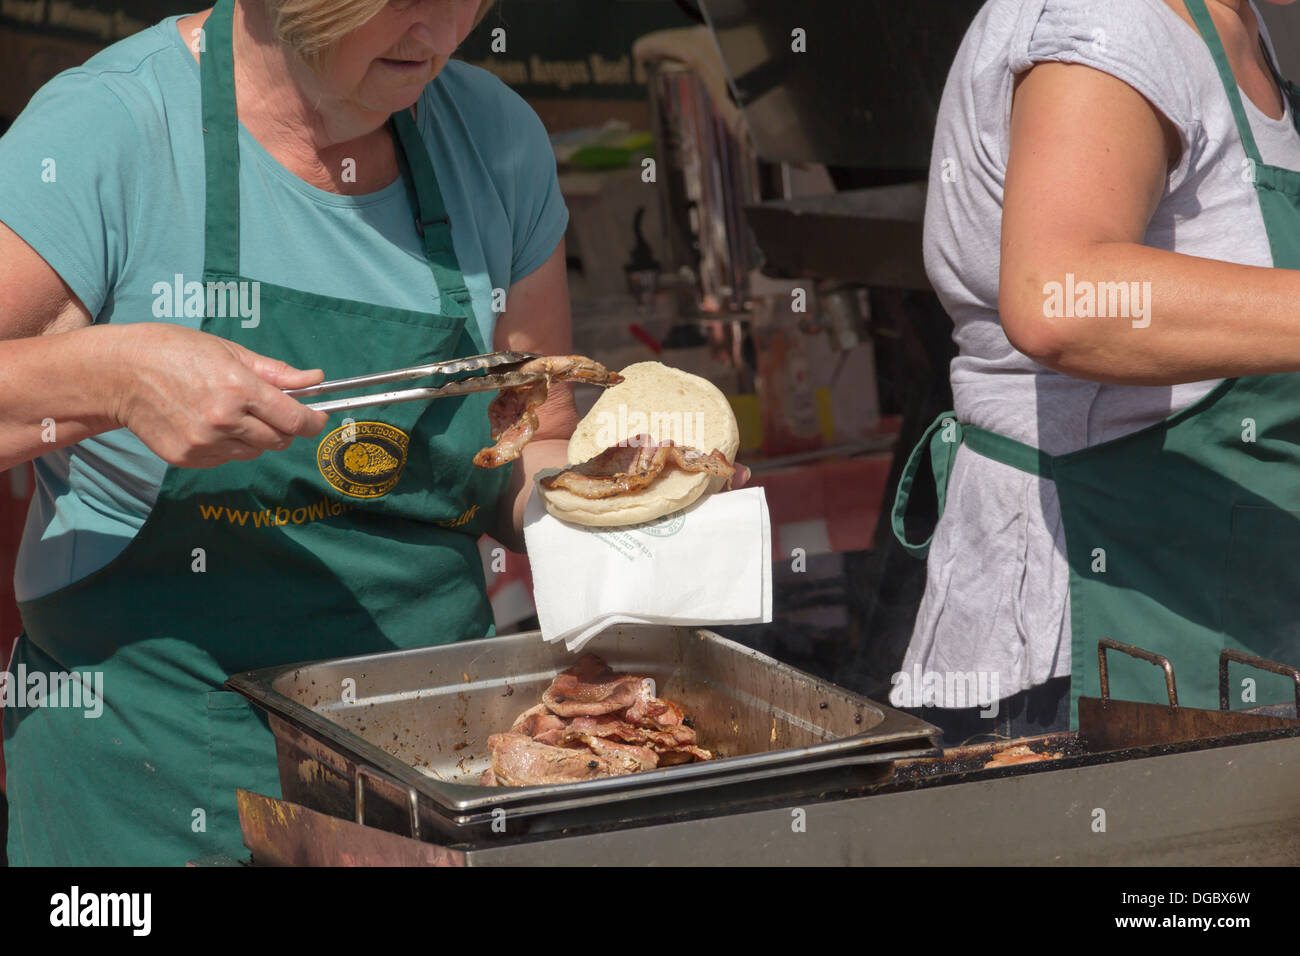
[490,240,579,551]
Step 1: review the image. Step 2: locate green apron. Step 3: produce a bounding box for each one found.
[3,0,509,865]
[892,0,1300,729]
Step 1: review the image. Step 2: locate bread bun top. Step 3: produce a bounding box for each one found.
[538,362,740,527]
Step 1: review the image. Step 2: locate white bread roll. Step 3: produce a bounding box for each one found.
[539,361,740,527]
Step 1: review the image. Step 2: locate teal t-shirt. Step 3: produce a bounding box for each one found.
[0,16,568,602]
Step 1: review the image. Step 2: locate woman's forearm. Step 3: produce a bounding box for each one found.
[492,437,568,553]
[490,377,579,552]
[1001,241,1300,386]
[0,324,125,470]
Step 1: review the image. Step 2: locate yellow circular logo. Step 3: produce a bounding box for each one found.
[317,421,410,498]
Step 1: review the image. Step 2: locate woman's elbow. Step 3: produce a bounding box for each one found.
[999,277,1068,369]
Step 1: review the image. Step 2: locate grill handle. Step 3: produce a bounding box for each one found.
[1097,638,1178,708]
[1219,649,1300,715]
[354,765,422,841]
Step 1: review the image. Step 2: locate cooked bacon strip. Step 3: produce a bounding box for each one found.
[656,746,714,765]
[561,732,659,772]
[568,716,710,762]
[983,744,1061,768]
[539,435,735,499]
[656,751,695,767]
[509,703,571,745]
[474,378,549,470]
[480,654,715,785]
[473,356,623,469]
[566,715,697,750]
[624,692,686,728]
[488,732,630,786]
[541,653,651,717]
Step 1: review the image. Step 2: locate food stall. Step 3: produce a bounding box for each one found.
[1,0,1299,879]
[221,0,1300,866]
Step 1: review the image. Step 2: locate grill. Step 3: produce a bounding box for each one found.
[226,625,941,847]
[228,634,1300,865]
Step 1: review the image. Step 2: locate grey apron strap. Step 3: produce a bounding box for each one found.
[892,411,1054,558]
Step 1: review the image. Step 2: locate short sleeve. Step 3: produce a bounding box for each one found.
[499,91,569,282]
[1013,0,1199,150]
[0,70,142,318]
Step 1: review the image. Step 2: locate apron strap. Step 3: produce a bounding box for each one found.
[890,412,962,559]
[1186,0,1265,166]
[891,411,1055,559]
[964,424,1055,478]
[198,0,483,353]
[1255,28,1300,137]
[390,109,482,348]
[200,0,241,277]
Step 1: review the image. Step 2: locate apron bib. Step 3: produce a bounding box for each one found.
[892,0,1300,728]
[3,0,509,865]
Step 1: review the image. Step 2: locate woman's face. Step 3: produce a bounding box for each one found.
[319,0,483,115]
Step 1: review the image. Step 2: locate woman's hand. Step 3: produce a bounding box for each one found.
[109,323,329,468]
[491,241,580,551]
[0,222,327,470]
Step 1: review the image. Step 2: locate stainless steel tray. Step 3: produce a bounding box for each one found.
[227,625,940,843]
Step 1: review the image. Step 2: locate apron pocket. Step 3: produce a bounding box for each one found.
[204,690,281,860]
[1223,504,1300,707]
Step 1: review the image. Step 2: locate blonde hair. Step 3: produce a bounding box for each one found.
[266,0,497,66]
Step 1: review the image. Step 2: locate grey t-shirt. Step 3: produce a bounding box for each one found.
[908,0,1300,699]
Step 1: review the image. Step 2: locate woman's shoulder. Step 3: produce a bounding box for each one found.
[941,0,1202,149]
[78,16,189,73]
[20,17,194,135]
[423,59,549,145]
[416,59,555,211]
[1018,0,1200,121]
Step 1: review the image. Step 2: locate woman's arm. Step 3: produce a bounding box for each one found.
[490,239,579,552]
[0,221,328,471]
[999,62,1300,385]
[0,221,118,466]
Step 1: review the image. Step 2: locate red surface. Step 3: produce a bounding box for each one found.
[479,535,536,632]
[747,454,892,557]
[0,463,35,790]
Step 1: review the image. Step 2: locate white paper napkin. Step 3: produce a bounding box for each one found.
[523,486,773,650]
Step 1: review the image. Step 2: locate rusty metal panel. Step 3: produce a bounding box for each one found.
[237,790,464,867]
[460,735,1300,865]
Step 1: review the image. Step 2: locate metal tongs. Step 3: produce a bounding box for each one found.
[283,350,543,414]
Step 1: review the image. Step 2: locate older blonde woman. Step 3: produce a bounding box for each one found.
[0,0,574,864]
